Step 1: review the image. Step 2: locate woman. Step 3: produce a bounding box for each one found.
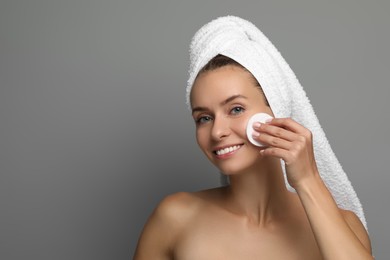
[134,16,373,259]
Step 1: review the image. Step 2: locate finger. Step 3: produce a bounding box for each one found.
[260,147,292,163]
[254,122,296,142]
[265,118,309,135]
[254,132,292,150]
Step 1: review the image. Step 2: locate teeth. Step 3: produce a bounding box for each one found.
[216,145,241,155]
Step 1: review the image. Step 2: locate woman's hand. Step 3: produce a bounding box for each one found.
[252,117,319,189]
[253,118,374,259]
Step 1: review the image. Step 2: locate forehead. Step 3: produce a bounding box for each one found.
[190,65,261,107]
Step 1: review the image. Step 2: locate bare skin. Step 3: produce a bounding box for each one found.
[134,65,373,260]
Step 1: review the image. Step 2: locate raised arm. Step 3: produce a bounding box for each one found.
[295,173,373,259]
[253,117,373,259]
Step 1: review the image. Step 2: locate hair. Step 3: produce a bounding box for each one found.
[196,54,270,106]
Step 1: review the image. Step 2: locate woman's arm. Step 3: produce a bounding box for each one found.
[295,172,373,260]
[133,193,188,260]
[254,117,373,259]
[133,197,175,260]
[133,192,195,260]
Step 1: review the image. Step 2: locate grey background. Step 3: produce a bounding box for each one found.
[0,0,388,259]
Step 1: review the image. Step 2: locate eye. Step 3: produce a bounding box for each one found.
[196,115,212,124]
[230,106,245,115]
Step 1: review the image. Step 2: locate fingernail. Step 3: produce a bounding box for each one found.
[265,118,273,123]
[252,132,260,137]
[253,122,261,128]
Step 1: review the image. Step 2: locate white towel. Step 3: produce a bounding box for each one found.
[186,15,367,230]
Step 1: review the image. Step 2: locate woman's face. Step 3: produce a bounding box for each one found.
[190,65,274,175]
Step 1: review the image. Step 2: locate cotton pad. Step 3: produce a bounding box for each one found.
[246,113,274,147]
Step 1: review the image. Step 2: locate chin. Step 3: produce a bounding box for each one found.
[213,156,261,176]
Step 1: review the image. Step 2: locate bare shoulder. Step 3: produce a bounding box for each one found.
[133,192,202,260]
[339,208,373,255]
[158,191,203,222]
[155,188,225,222]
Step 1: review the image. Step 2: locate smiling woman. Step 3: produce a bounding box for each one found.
[133,16,373,260]
[191,64,275,177]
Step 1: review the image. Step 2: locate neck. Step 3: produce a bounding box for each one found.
[223,157,294,227]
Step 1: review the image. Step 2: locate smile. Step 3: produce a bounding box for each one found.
[214,145,242,156]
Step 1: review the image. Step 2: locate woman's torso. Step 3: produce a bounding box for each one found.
[171,187,323,260]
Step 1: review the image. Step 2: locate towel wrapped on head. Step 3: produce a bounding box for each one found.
[186,15,367,230]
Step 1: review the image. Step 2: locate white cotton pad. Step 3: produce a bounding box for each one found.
[246,113,274,147]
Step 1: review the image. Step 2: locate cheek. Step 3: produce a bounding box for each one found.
[195,128,208,150]
[232,116,251,138]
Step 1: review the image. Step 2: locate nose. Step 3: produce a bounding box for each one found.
[211,115,231,141]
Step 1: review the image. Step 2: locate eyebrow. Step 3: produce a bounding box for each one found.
[191,94,248,114]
